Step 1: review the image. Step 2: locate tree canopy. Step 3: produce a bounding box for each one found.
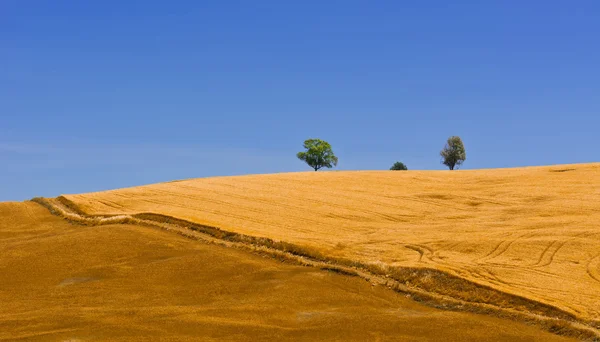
[390,161,408,170]
[440,136,466,170]
[297,139,338,171]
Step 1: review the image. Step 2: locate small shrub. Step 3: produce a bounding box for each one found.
[390,161,408,170]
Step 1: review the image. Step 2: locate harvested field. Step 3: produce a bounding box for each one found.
[61,163,600,337]
[0,201,576,341]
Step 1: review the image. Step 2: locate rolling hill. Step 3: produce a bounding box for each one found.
[0,201,575,341]
[3,162,599,340]
[54,163,600,338]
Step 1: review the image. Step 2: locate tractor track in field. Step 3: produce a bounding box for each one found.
[474,231,537,264]
[529,232,592,268]
[588,254,600,284]
[30,196,600,341]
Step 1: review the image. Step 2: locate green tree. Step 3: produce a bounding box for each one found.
[390,161,408,170]
[297,139,338,171]
[440,136,466,170]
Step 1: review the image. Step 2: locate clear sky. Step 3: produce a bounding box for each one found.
[2,1,599,201]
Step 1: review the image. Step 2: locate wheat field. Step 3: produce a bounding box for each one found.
[1,201,578,341]
[63,163,600,329]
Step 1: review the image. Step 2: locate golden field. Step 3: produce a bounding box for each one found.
[0,201,575,341]
[59,163,600,337]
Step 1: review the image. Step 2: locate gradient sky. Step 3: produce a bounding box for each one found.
[2,1,599,201]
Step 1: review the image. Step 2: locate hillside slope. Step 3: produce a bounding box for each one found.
[1,201,578,341]
[63,164,600,328]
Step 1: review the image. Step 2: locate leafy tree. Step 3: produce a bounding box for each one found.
[390,161,408,170]
[440,136,466,170]
[297,139,338,171]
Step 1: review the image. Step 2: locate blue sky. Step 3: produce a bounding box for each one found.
[1,1,599,201]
